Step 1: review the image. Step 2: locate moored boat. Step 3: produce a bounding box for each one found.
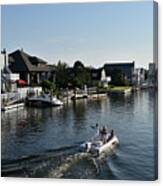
[71,93,88,100]
[26,94,63,107]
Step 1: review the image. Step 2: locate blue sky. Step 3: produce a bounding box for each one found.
[1,1,154,68]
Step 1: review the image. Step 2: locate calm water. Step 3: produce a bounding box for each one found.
[1,90,157,180]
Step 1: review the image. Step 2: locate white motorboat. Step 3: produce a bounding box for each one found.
[80,133,119,156]
[27,94,63,107]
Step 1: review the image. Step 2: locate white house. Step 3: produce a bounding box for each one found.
[1,51,20,92]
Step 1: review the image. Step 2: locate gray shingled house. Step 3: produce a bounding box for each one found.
[8,49,55,85]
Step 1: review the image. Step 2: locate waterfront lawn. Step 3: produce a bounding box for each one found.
[110,86,131,91]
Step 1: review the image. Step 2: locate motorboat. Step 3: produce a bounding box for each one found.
[80,132,119,156]
[26,94,63,107]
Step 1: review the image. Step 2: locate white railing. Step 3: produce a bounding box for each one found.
[1,87,42,102]
[5,73,20,81]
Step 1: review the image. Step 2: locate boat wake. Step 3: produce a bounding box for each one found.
[49,152,91,178]
[1,144,79,177]
[48,143,118,179]
[1,142,118,179]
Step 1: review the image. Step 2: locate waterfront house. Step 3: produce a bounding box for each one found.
[1,49,19,93]
[90,61,135,86]
[8,49,56,86]
[132,68,146,86]
[90,67,111,87]
[104,61,135,85]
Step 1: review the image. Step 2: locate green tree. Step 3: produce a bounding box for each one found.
[71,61,91,88]
[41,80,55,93]
[55,60,69,88]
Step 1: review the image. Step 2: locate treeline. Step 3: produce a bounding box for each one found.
[55,60,91,89]
[41,60,133,92]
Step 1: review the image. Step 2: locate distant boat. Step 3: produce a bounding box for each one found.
[71,93,88,100]
[26,94,63,107]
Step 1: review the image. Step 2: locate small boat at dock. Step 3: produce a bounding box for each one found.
[71,93,88,100]
[26,94,63,107]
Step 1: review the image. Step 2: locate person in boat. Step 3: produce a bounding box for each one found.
[99,126,108,144]
[92,124,106,141]
[111,129,114,137]
[107,129,114,142]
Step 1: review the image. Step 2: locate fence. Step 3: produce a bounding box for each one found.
[1,87,42,103]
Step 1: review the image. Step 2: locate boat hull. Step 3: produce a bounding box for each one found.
[26,96,63,107]
[26,100,53,107]
[98,136,119,154]
[80,136,119,155]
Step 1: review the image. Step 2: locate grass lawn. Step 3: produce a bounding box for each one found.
[110,86,131,91]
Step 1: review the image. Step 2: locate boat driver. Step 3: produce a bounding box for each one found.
[107,129,114,142]
[99,126,108,143]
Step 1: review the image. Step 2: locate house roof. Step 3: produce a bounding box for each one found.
[104,61,135,68]
[9,50,52,72]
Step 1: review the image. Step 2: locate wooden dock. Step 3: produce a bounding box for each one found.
[1,103,24,112]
